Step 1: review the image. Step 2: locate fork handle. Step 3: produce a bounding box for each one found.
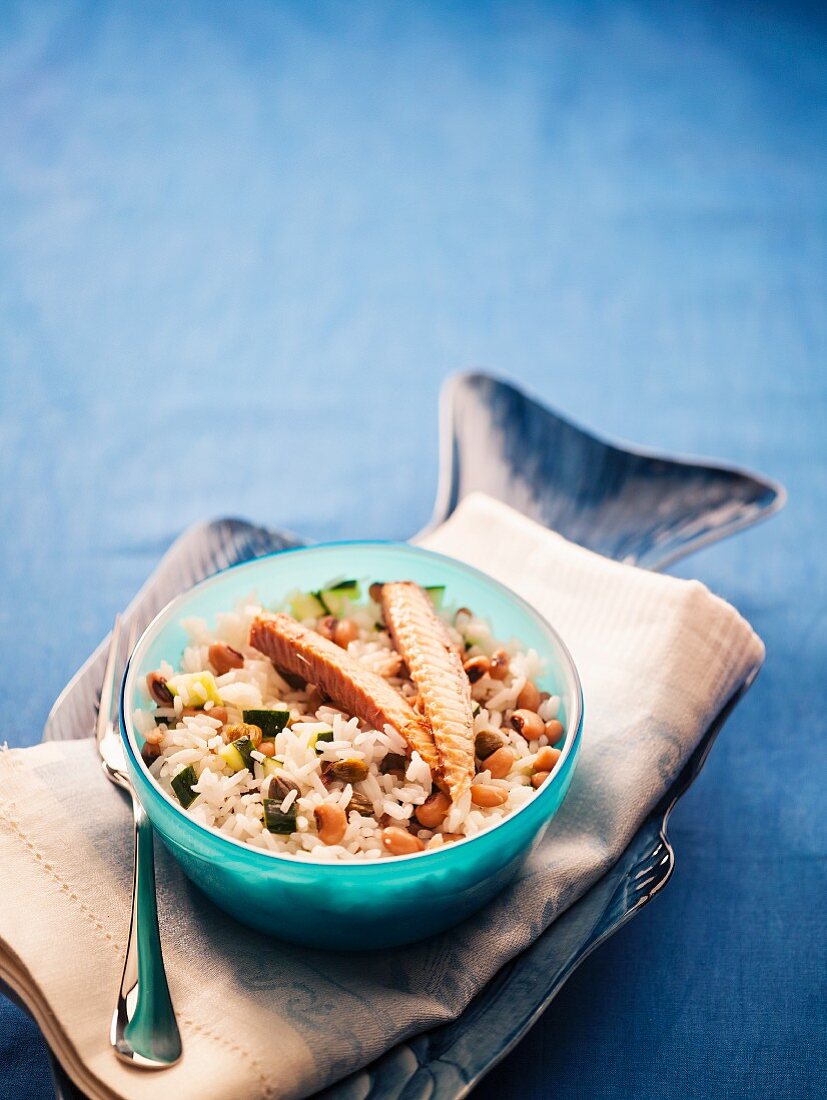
[111,794,182,1067]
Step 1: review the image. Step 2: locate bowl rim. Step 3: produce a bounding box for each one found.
[120,539,584,869]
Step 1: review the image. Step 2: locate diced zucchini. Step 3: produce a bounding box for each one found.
[232,736,256,772]
[317,579,360,615]
[171,765,199,808]
[262,756,284,778]
[425,585,446,608]
[288,590,327,620]
[263,798,297,834]
[166,671,222,706]
[218,742,246,773]
[242,708,290,737]
[472,702,481,717]
[309,728,335,752]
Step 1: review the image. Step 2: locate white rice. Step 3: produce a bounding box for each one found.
[136,587,564,861]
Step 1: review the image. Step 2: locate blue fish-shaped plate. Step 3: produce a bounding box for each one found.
[38,373,783,1100]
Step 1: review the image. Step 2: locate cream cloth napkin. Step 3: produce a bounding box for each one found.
[0,493,765,1100]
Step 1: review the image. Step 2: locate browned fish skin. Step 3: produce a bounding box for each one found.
[381,582,475,803]
[249,614,440,775]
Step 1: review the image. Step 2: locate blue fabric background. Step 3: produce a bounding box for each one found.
[1,1,825,1097]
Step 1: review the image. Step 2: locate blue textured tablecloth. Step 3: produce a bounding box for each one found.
[1,2,824,1097]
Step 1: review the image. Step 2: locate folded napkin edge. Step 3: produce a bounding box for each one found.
[430,492,765,659]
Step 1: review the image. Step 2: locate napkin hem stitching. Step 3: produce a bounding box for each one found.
[0,801,124,953]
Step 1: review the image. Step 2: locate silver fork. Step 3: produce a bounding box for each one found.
[96,615,183,1068]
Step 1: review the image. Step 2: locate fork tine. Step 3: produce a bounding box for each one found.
[96,615,122,746]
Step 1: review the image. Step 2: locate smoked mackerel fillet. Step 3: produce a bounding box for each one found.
[381,582,475,803]
[249,613,440,775]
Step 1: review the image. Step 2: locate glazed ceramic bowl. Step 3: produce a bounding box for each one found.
[120,541,583,950]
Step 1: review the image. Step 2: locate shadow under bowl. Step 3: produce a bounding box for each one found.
[120,542,583,950]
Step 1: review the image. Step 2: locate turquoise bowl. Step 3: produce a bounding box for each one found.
[120,542,583,950]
